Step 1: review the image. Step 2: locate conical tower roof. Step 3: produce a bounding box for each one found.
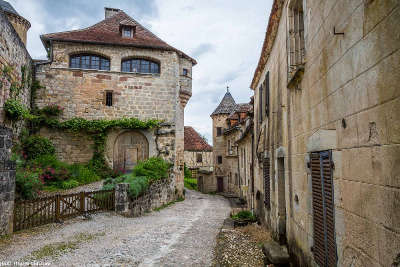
[211,90,237,116]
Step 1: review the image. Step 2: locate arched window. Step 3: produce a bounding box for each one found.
[69,54,110,70]
[121,58,160,74]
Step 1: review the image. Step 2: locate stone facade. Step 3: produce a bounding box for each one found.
[251,0,400,266]
[34,9,195,195]
[115,178,176,217]
[0,126,15,236]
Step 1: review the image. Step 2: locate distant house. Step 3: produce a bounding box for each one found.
[184,126,213,192]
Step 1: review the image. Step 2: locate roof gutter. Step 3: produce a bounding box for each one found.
[34,37,53,66]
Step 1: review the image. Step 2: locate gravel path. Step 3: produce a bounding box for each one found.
[0,190,231,267]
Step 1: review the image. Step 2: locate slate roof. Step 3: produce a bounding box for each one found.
[184,126,212,152]
[211,91,237,116]
[0,0,18,15]
[40,10,196,64]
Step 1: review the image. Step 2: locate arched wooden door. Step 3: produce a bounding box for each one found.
[113,131,149,172]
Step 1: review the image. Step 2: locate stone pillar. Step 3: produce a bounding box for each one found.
[115,183,129,214]
[0,126,15,236]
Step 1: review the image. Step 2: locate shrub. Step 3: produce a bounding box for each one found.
[68,164,101,185]
[60,179,79,189]
[184,178,197,190]
[22,135,55,160]
[41,104,63,116]
[4,99,29,121]
[231,210,256,221]
[40,165,70,184]
[101,175,150,199]
[132,157,171,180]
[16,170,43,199]
[184,164,192,179]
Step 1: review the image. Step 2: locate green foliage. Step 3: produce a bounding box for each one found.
[231,210,256,221]
[126,176,150,198]
[40,104,63,116]
[68,164,101,184]
[4,99,29,121]
[132,157,171,180]
[184,178,197,190]
[184,164,192,179]
[15,170,43,199]
[22,135,55,160]
[60,179,79,189]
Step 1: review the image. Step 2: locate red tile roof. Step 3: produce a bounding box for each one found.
[184,126,212,152]
[40,10,196,64]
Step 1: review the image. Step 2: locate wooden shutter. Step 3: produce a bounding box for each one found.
[263,156,270,208]
[310,151,337,267]
[259,85,263,123]
[265,72,270,117]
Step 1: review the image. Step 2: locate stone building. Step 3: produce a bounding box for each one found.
[210,89,253,196]
[34,8,196,195]
[0,1,32,236]
[251,0,400,266]
[183,126,213,192]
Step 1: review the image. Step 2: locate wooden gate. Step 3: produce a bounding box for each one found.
[310,151,337,267]
[13,189,114,232]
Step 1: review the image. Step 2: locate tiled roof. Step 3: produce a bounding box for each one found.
[211,91,237,116]
[40,10,196,64]
[0,0,18,15]
[184,126,212,152]
[237,103,252,113]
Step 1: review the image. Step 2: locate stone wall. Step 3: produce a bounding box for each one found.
[0,9,32,136]
[252,0,400,266]
[115,178,176,217]
[184,151,213,169]
[0,126,15,236]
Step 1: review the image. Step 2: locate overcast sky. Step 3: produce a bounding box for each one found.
[9,0,272,145]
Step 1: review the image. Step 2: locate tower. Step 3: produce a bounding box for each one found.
[0,0,31,46]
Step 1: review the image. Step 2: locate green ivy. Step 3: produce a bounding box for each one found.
[4,99,29,120]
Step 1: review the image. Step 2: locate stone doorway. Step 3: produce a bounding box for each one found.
[217,177,224,192]
[113,131,149,172]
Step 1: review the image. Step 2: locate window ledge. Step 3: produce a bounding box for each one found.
[287,65,305,89]
[54,67,161,77]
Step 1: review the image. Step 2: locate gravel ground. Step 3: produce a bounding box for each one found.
[0,190,231,266]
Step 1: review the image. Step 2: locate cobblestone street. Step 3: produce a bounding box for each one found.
[0,190,231,266]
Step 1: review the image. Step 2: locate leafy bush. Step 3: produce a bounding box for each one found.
[22,135,55,160]
[184,178,197,190]
[127,176,150,198]
[132,157,171,180]
[68,164,101,185]
[4,99,29,121]
[40,165,70,184]
[184,164,192,179]
[231,210,256,221]
[61,179,79,189]
[16,170,43,199]
[40,104,63,116]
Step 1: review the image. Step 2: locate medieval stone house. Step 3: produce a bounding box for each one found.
[210,90,253,196]
[251,0,399,266]
[33,8,196,194]
[183,126,213,192]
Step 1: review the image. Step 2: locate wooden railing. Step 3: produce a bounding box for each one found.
[13,189,114,232]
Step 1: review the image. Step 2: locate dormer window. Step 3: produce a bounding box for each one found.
[122,27,132,38]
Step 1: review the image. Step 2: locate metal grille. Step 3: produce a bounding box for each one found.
[310,151,337,267]
[263,156,270,208]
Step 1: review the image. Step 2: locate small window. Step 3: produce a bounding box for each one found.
[105,91,113,106]
[196,153,202,163]
[123,28,132,37]
[216,127,222,136]
[121,58,160,74]
[191,169,198,179]
[217,155,222,164]
[70,54,110,71]
[183,68,188,76]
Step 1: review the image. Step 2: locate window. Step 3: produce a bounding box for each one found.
[217,155,222,164]
[216,127,222,136]
[288,0,305,80]
[259,85,263,123]
[121,58,160,74]
[227,140,231,154]
[69,54,110,70]
[183,68,188,76]
[105,91,113,106]
[191,168,198,179]
[196,153,202,163]
[122,27,132,37]
[265,72,270,117]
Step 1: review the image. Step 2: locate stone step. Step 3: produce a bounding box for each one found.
[262,240,290,265]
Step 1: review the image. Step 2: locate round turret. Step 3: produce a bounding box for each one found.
[0,0,31,46]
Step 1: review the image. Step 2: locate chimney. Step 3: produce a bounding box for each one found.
[105,7,120,19]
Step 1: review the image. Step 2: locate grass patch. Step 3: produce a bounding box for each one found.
[153,197,184,212]
[26,232,105,260]
[184,178,197,190]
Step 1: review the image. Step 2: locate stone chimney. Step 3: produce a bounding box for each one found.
[105,7,120,19]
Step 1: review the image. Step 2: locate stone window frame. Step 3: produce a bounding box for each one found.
[121,57,160,74]
[69,53,110,71]
[105,90,113,107]
[287,0,305,87]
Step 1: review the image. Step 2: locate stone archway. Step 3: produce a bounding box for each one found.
[113,131,149,172]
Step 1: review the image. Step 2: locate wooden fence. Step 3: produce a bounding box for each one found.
[13,189,115,232]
